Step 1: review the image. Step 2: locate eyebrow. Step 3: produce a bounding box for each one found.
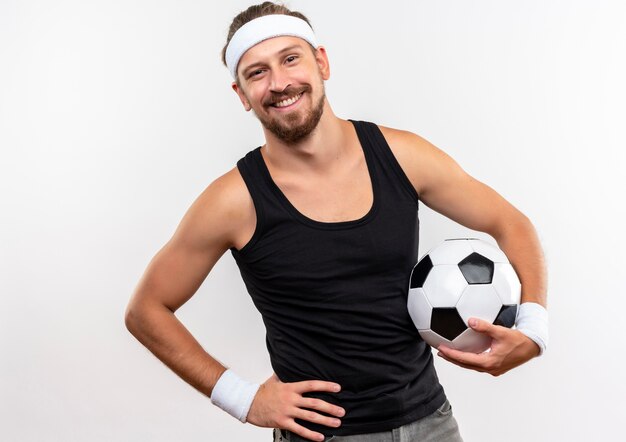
[240,44,305,77]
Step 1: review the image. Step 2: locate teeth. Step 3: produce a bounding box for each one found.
[274,93,302,108]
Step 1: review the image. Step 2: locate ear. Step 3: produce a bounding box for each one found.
[231,81,252,112]
[314,46,331,80]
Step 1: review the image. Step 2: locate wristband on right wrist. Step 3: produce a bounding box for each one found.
[210,369,260,423]
[515,302,549,356]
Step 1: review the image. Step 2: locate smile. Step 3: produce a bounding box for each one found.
[271,93,303,109]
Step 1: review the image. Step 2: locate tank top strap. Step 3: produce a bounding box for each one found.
[235,147,272,253]
[349,119,420,207]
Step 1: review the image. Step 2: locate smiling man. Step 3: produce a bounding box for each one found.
[235,38,326,144]
[125,2,549,442]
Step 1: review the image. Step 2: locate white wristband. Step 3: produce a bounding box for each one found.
[210,369,260,423]
[515,302,549,356]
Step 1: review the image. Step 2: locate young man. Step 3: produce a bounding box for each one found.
[125,3,548,441]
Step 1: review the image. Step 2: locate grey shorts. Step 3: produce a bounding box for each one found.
[272,398,464,442]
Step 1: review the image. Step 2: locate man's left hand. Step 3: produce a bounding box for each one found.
[436,317,540,376]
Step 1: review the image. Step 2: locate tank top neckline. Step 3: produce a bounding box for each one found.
[252,119,380,230]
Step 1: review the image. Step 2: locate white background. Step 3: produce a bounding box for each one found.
[1,1,624,441]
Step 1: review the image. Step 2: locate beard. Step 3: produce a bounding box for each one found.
[252,82,326,145]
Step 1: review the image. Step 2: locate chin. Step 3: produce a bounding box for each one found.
[256,94,326,144]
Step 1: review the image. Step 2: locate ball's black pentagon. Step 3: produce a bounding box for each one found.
[410,255,433,288]
[493,304,518,328]
[431,307,467,341]
[458,252,494,284]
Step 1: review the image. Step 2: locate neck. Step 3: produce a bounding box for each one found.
[261,101,353,174]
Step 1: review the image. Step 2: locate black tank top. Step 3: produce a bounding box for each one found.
[230,119,446,435]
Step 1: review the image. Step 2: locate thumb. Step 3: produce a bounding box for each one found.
[468,317,499,336]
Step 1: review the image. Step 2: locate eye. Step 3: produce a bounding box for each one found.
[249,69,264,78]
[285,55,298,63]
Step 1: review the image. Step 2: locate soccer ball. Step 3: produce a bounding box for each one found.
[407,238,521,353]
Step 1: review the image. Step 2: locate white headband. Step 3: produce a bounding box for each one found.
[225,14,318,80]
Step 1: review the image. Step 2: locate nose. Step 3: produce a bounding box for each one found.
[269,66,291,93]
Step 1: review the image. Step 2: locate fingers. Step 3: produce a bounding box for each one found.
[288,381,344,439]
[285,422,327,442]
[292,380,341,395]
[437,327,538,376]
[437,349,508,377]
[437,349,486,372]
[298,397,345,418]
[248,375,346,441]
[282,394,344,442]
[279,398,343,442]
[438,344,509,376]
[292,406,342,429]
[469,317,506,338]
[438,345,489,366]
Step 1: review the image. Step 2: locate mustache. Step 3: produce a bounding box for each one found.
[264,85,310,106]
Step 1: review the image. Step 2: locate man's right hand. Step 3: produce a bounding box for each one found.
[246,374,345,442]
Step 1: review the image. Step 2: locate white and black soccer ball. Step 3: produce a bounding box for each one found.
[407,238,521,353]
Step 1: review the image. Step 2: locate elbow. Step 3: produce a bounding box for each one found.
[124,305,137,334]
[124,300,146,336]
[124,298,170,336]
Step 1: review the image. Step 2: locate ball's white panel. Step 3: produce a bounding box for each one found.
[452,328,492,353]
[422,265,468,307]
[428,240,474,265]
[456,285,502,324]
[419,329,452,349]
[407,287,433,330]
[492,263,522,305]
[469,239,509,263]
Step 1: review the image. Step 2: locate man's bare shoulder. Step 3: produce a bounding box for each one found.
[197,166,253,215]
[377,124,451,195]
[377,124,435,159]
[176,166,255,252]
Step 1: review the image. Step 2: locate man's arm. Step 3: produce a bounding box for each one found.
[124,167,344,441]
[124,167,252,397]
[381,126,547,375]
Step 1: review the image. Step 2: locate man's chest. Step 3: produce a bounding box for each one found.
[272,162,374,223]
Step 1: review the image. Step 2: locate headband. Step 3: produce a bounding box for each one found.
[225,14,318,80]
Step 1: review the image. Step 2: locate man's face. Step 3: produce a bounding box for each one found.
[232,36,330,144]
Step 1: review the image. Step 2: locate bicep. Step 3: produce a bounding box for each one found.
[389,129,527,236]
[420,158,520,236]
[129,170,249,313]
[132,227,228,313]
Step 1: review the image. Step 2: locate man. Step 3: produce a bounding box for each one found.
[125,3,548,442]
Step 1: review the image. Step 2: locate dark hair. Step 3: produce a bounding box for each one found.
[221,2,314,81]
